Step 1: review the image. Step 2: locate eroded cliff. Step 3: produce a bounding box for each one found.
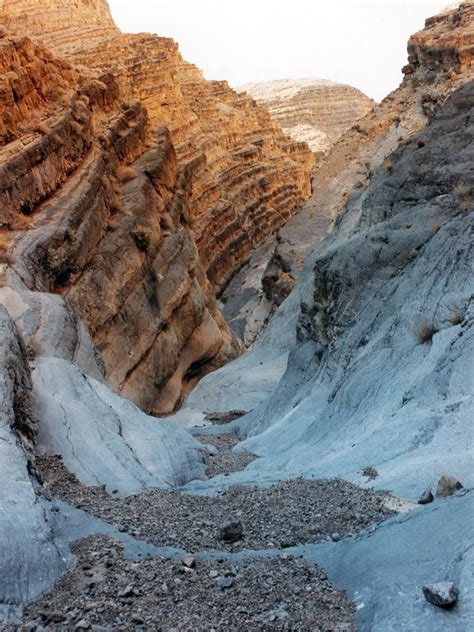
[240,79,374,154]
[223,2,474,344]
[1,0,314,290]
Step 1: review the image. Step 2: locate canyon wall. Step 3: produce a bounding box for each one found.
[240,79,374,154]
[0,0,314,290]
[223,2,474,344]
[0,0,315,413]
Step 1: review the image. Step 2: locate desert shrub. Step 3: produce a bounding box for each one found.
[116,165,139,183]
[414,320,439,344]
[26,339,42,361]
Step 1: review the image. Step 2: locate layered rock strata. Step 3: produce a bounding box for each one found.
[240,79,374,154]
[0,33,241,414]
[1,0,314,290]
[224,2,474,343]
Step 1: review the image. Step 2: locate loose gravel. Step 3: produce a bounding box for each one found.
[38,456,395,553]
[9,431,396,631]
[196,434,257,478]
[12,534,356,631]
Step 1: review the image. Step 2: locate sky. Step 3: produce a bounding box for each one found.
[108,0,449,102]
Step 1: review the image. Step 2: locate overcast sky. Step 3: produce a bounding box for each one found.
[108,0,449,101]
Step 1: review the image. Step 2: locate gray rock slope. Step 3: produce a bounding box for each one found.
[0,272,205,613]
[0,306,66,619]
[181,80,474,500]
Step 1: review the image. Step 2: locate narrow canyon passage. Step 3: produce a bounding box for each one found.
[0,1,473,631]
[5,416,398,631]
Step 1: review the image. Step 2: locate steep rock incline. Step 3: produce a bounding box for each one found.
[0,33,77,144]
[184,79,474,499]
[0,33,239,415]
[222,2,474,344]
[0,305,67,618]
[1,0,314,291]
[240,79,374,154]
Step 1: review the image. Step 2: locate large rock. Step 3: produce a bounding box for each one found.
[0,306,66,618]
[0,278,206,495]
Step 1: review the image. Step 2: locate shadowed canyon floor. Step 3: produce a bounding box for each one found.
[1,428,397,631]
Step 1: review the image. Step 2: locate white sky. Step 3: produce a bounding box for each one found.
[108,0,449,101]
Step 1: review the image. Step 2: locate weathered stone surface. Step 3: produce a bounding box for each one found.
[180,73,474,500]
[0,275,206,496]
[436,475,464,498]
[422,582,459,608]
[240,79,374,154]
[0,34,240,414]
[224,2,474,343]
[0,305,67,619]
[0,0,314,292]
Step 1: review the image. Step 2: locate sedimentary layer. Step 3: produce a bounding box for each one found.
[223,2,474,343]
[240,79,374,154]
[0,0,314,290]
[0,31,240,415]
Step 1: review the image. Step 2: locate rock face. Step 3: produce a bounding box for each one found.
[0,0,314,412]
[0,0,314,291]
[0,305,67,617]
[224,3,474,344]
[240,79,374,154]
[179,5,474,500]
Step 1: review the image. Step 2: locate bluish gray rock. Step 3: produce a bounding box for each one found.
[422,582,459,608]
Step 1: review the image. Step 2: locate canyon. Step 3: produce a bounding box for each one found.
[0,1,473,631]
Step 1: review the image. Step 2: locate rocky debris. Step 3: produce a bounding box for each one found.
[196,433,257,478]
[37,457,396,553]
[204,410,247,424]
[5,534,356,631]
[422,582,459,608]
[219,521,244,543]
[240,78,374,154]
[436,476,464,498]
[181,554,196,569]
[418,490,434,505]
[362,466,379,480]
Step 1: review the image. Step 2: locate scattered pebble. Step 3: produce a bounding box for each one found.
[418,489,434,505]
[37,457,396,553]
[10,535,356,631]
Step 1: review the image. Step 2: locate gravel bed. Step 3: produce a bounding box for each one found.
[38,457,395,553]
[11,534,356,631]
[196,434,257,478]
[204,411,247,425]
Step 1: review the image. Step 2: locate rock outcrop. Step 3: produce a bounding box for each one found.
[240,79,374,154]
[1,0,314,290]
[223,2,474,344]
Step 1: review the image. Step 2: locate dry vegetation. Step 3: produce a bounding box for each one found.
[414,320,439,344]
